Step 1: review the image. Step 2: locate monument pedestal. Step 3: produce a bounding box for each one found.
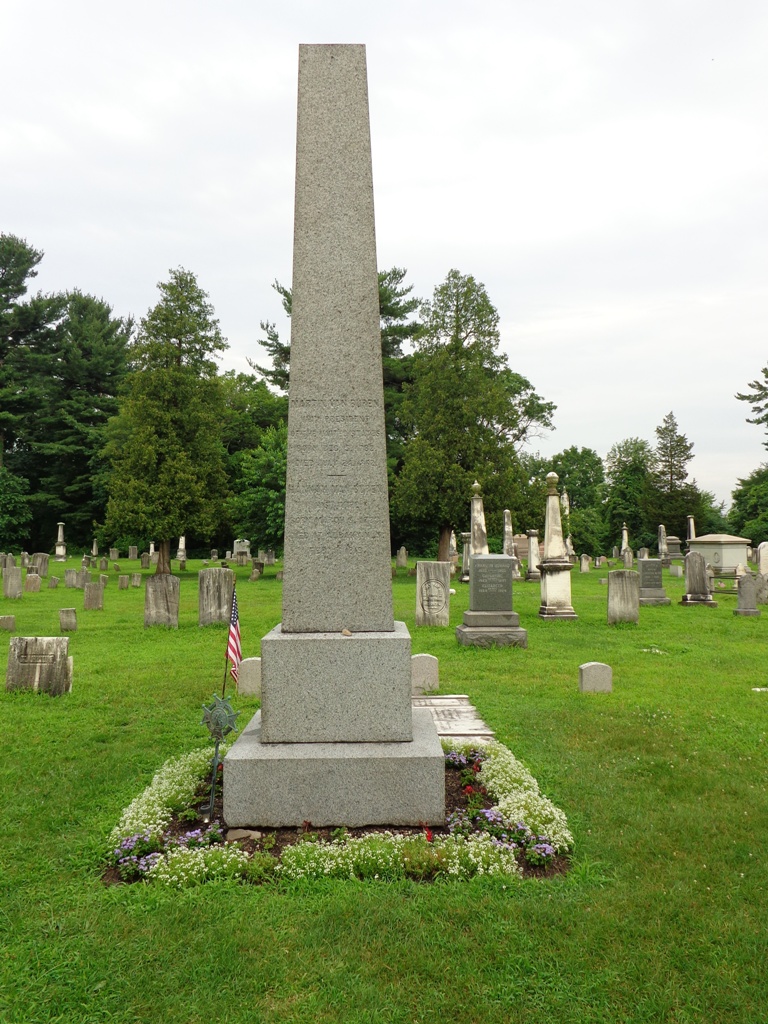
[639,589,671,606]
[538,560,578,619]
[455,610,527,648]
[224,708,445,827]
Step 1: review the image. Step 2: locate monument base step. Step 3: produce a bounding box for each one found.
[223,708,445,827]
[455,625,528,648]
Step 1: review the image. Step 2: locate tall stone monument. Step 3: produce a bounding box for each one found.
[469,481,490,556]
[538,473,577,619]
[224,44,444,828]
[525,530,541,581]
[54,522,66,562]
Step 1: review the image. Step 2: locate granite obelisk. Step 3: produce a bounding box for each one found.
[224,44,444,827]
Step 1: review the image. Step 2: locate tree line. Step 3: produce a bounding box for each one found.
[1,232,763,567]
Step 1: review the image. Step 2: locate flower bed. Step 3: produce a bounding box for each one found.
[105,739,572,887]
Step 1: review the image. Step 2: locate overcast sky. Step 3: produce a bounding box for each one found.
[3,1,767,507]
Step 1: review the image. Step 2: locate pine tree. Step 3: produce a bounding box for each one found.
[654,411,694,492]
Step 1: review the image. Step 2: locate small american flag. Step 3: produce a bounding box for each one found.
[226,587,242,681]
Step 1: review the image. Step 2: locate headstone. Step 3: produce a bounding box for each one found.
[456,554,527,647]
[128,545,138,560]
[612,546,620,559]
[459,532,471,583]
[176,536,186,561]
[638,558,671,606]
[233,538,251,557]
[211,549,218,560]
[3,567,22,599]
[236,551,248,567]
[237,657,261,698]
[667,535,683,559]
[131,573,142,587]
[109,548,119,561]
[48,577,59,589]
[84,582,104,610]
[758,542,768,575]
[469,480,489,555]
[264,550,276,566]
[92,538,99,557]
[502,510,515,556]
[64,569,77,588]
[113,562,120,573]
[415,561,450,627]
[225,44,444,828]
[395,546,408,569]
[249,569,261,582]
[149,541,155,556]
[579,662,612,693]
[565,534,577,563]
[59,609,77,632]
[99,557,108,571]
[680,551,718,607]
[54,522,67,561]
[275,570,284,582]
[658,524,670,566]
[144,574,180,628]
[622,549,634,568]
[538,474,577,620]
[411,653,439,695]
[0,616,15,631]
[178,559,187,572]
[24,573,41,593]
[82,556,91,569]
[150,552,159,566]
[756,573,768,605]
[607,570,639,624]
[75,570,89,589]
[669,564,683,577]
[525,530,541,581]
[32,553,49,577]
[638,547,649,560]
[734,573,760,617]
[118,575,129,590]
[579,554,591,573]
[5,637,72,695]
[6,554,15,568]
[252,560,265,574]
[100,574,109,587]
[20,552,29,568]
[140,552,150,569]
[448,531,458,561]
[198,567,236,626]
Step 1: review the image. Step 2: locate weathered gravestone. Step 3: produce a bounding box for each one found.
[459,532,471,583]
[758,542,768,575]
[144,575,180,628]
[24,574,41,593]
[59,608,77,632]
[32,553,49,577]
[680,551,717,607]
[0,616,15,631]
[210,549,218,561]
[638,558,671,606]
[469,481,490,555]
[131,574,142,587]
[580,554,591,573]
[76,570,89,589]
[5,637,72,695]
[669,564,683,577]
[411,653,439,694]
[109,548,119,561]
[395,546,408,569]
[415,561,450,627]
[48,577,59,589]
[264,550,276,566]
[236,551,248,567]
[5,554,15,568]
[20,552,29,568]
[100,574,109,587]
[3,567,22,600]
[622,549,634,568]
[225,44,444,828]
[198,567,235,626]
[84,582,104,610]
[638,547,650,560]
[579,662,613,693]
[607,570,639,624]
[54,523,66,561]
[456,554,528,647]
[99,557,108,571]
[140,552,150,569]
[118,575,129,590]
[64,569,77,588]
[734,573,760,617]
[128,546,138,560]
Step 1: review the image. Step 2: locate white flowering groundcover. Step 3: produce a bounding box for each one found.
[106,739,572,888]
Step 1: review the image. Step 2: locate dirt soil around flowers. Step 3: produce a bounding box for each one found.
[103,766,569,885]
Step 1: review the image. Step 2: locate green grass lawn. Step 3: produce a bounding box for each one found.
[1,557,767,1023]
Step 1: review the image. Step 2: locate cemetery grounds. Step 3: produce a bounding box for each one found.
[1,556,766,1024]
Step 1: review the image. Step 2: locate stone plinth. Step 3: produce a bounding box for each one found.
[607,570,639,624]
[638,558,671,606]
[144,574,180,627]
[224,708,445,827]
[415,561,450,626]
[260,622,412,743]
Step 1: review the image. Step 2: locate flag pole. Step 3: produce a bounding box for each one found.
[221,656,229,699]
